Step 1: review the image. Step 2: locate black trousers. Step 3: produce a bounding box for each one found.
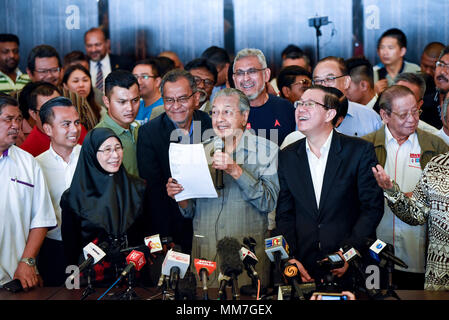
[37,237,67,287]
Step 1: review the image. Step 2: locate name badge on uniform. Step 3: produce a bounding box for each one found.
[409,153,421,168]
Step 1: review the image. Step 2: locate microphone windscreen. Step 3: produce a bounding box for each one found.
[216,237,243,276]
[214,138,224,152]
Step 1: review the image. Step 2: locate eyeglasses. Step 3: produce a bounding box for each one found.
[294,99,328,110]
[233,68,265,78]
[390,109,423,121]
[162,92,195,107]
[97,145,123,156]
[133,74,158,80]
[436,60,449,70]
[193,76,215,88]
[312,75,346,86]
[35,67,60,75]
[291,79,312,89]
[209,109,240,118]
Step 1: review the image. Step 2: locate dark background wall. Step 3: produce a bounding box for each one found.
[0,0,98,71]
[1,0,448,77]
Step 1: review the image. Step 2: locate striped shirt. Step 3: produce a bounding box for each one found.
[0,69,30,95]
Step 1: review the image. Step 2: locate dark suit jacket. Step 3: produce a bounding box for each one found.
[89,54,134,72]
[136,110,213,253]
[276,130,384,279]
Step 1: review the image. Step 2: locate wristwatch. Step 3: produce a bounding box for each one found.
[20,257,36,267]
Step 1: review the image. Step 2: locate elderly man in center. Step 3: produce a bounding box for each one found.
[167,88,279,289]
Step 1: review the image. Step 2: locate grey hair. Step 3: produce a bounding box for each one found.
[233,48,267,72]
[394,72,426,100]
[212,88,250,113]
[378,85,415,115]
[160,69,197,97]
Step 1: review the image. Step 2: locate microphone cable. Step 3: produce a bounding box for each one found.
[97,276,122,300]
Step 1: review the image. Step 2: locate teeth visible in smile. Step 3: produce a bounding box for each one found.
[298,116,309,120]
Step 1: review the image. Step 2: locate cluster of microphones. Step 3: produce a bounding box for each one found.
[70,233,409,300]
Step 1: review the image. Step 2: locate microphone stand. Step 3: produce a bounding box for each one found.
[80,265,95,300]
[218,279,228,300]
[231,275,240,300]
[161,276,174,300]
[379,260,401,300]
[201,272,209,300]
[115,269,140,300]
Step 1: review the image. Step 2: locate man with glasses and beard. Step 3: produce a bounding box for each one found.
[184,58,217,115]
[233,48,296,147]
[422,46,449,129]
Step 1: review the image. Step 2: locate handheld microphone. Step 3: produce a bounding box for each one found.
[194,258,217,300]
[68,241,109,282]
[367,239,408,269]
[217,237,244,300]
[283,262,305,300]
[239,246,259,281]
[342,244,381,299]
[144,234,163,253]
[121,249,147,277]
[161,247,190,290]
[264,235,289,286]
[214,138,224,190]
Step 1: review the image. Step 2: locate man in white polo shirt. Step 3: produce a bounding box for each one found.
[0,95,56,289]
[362,85,448,289]
[35,96,82,286]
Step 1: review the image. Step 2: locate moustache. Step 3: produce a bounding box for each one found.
[197,89,207,103]
[437,75,448,82]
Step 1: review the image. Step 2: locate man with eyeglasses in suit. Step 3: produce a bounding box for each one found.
[137,69,212,258]
[362,85,448,290]
[276,85,384,290]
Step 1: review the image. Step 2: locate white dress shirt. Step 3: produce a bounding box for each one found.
[305,130,333,208]
[365,94,378,110]
[0,145,56,286]
[35,144,81,241]
[437,128,449,145]
[377,126,426,273]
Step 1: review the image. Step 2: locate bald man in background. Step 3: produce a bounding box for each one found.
[158,51,184,69]
[420,42,445,79]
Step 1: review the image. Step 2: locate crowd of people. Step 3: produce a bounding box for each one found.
[1,26,449,296]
